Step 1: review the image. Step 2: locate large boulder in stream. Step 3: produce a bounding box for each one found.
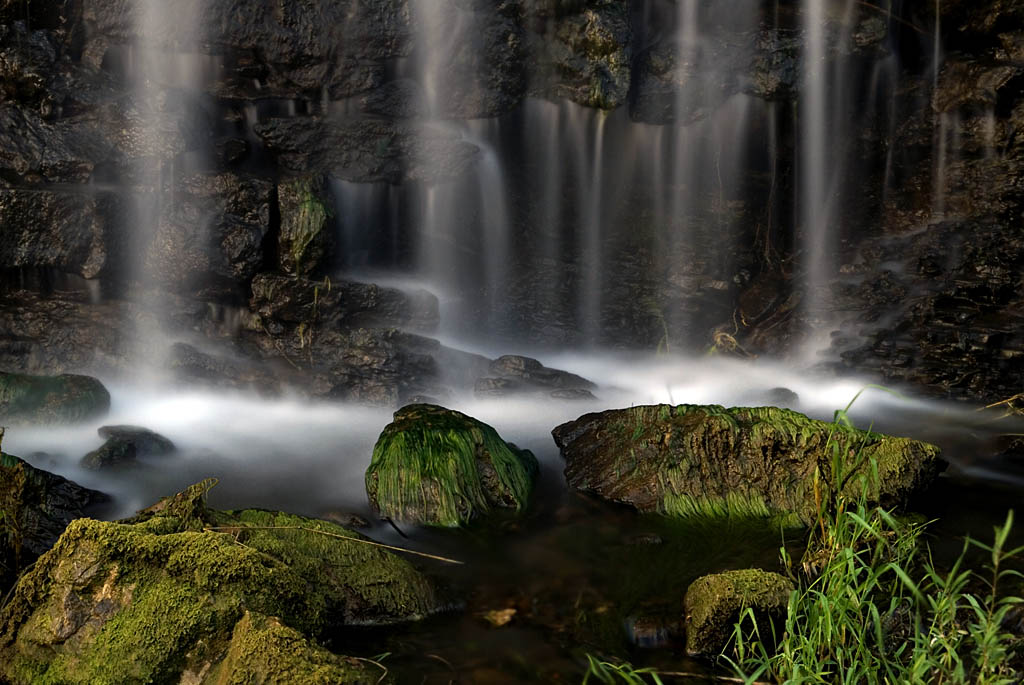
[0,372,110,424]
[552,405,944,526]
[365,404,539,527]
[1,438,107,592]
[0,480,440,684]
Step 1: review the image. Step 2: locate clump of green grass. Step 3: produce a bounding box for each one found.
[725,391,1024,685]
[583,655,664,684]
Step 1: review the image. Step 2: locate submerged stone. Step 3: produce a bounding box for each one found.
[0,480,443,684]
[0,372,110,424]
[552,404,944,526]
[684,568,793,656]
[365,404,539,527]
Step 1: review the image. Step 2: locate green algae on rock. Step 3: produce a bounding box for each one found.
[0,372,110,424]
[0,480,442,685]
[552,404,944,526]
[365,404,539,527]
[684,568,793,656]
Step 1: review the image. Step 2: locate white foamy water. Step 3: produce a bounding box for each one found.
[4,351,1009,524]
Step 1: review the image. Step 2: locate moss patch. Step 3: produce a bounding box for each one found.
[366,404,539,527]
[553,404,944,526]
[201,611,389,685]
[278,176,329,277]
[0,372,110,424]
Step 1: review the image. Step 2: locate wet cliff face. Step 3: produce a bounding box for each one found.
[0,0,1022,403]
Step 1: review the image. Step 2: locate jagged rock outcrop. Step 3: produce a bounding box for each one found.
[143,172,273,301]
[0,444,107,592]
[474,354,596,399]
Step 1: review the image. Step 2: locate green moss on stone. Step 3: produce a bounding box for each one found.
[0,372,110,424]
[278,176,329,277]
[202,611,389,685]
[684,568,793,656]
[365,404,538,527]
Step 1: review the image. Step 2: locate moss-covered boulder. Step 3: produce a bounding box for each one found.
[684,568,793,656]
[1,436,106,592]
[0,372,110,424]
[0,480,442,685]
[552,404,944,526]
[365,404,539,527]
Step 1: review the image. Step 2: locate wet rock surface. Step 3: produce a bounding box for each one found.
[553,404,944,525]
[80,425,175,470]
[365,404,539,526]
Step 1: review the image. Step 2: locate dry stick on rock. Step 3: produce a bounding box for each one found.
[202,525,464,565]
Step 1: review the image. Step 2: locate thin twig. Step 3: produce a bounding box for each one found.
[426,653,456,671]
[657,670,774,684]
[350,656,390,685]
[203,525,464,565]
[855,1,928,36]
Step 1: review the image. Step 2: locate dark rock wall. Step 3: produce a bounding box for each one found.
[0,0,1021,403]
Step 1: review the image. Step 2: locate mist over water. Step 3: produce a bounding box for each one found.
[5,345,1014,525]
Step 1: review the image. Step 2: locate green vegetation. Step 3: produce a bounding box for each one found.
[583,655,664,684]
[727,496,1024,684]
[365,404,538,527]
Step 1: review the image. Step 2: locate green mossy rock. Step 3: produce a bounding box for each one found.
[0,480,442,685]
[684,568,793,656]
[365,404,539,527]
[552,404,944,526]
[198,611,390,684]
[277,175,329,277]
[0,372,110,424]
